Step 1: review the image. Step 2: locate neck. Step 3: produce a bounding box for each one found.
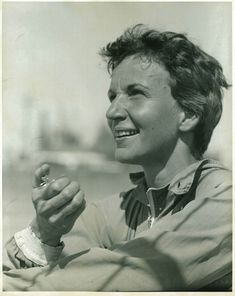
[143,143,197,188]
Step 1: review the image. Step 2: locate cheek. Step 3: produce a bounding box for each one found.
[128,99,180,132]
[160,101,180,128]
[146,110,179,139]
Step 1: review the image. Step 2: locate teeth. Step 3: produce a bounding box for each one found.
[115,130,138,138]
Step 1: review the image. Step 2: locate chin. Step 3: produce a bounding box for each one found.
[115,151,141,165]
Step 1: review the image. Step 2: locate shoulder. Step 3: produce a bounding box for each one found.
[200,159,231,185]
[196,159,232,199]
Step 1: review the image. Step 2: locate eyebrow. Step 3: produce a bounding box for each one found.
[108,83,150,96]
[126,83,150,92]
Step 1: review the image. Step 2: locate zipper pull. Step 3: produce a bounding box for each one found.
[147,215,154,228]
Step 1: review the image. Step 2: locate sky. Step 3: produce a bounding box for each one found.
[2,2,232,167]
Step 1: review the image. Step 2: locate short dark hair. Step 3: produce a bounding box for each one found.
[100,24,230,158]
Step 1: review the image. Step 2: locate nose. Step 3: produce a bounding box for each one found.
[106,95,127,122]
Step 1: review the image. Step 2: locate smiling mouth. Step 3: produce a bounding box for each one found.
[114,129,139,139]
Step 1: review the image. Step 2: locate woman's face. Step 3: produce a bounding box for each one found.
[106,55,183,167]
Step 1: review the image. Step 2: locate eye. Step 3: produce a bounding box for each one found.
[108,92,116,102]
[128,89,146,98]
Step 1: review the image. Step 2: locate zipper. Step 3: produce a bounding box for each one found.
[146,188,156,229]
[147,214,155,228]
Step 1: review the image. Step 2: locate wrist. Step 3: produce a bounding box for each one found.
[14,226,64,266]
[30,218,61,247]
[41,237,61,247]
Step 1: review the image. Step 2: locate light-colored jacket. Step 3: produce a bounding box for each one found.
[4,159,232,291]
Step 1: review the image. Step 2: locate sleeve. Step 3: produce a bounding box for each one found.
[3,170,232,291]
[4,201,114,269]
[5,237,41,269]
[5,226,64,269]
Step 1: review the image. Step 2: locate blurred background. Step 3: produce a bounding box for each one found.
[2,2,232,244]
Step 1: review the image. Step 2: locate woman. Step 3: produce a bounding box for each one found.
[4,25,232,291]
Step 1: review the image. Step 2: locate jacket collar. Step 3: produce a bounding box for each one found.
[129,159,216,205]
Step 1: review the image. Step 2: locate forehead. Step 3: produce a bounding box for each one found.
[110,55,171,90]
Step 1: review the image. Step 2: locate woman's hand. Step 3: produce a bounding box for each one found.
[30,164,86,246]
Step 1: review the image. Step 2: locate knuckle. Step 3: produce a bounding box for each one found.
[48,178,70,195]
[49,213,65,225]
[58,177,70,188]
[80,189,85,197]
[62,188,71,199]
[37,201,52,216]
[71,181,80,191]
[50,183,60,194]
[37,204,47,216]
[48,216,58,225]
[32,192,42,204]
[73,195,83,207]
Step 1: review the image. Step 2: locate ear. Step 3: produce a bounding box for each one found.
[178,111,200,132]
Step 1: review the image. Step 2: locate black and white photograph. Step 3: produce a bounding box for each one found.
[2,1,232,291]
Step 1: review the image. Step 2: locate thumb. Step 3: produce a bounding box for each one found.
[32,163,50,188]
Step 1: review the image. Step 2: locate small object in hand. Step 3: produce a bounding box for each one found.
[40,176,50,187]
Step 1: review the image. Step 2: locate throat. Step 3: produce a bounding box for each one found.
[144,155,197,188]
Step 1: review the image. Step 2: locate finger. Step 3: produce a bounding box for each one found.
[63,203,86,228]
[33,164,50,188]
[32,176,70,206]
[45,177,71,200]
[41,181,80,215]
[64,196,86,218]
[48,191,85,224]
